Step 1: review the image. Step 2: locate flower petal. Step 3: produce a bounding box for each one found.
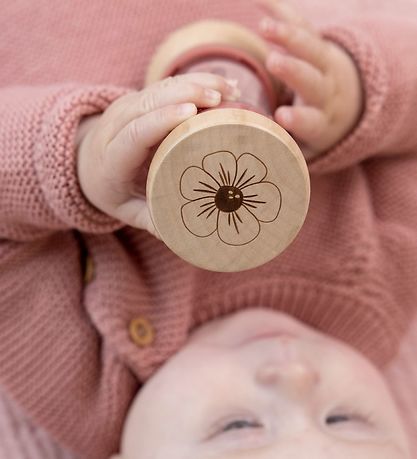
[234,153,267,189]
[180,166,219,201]
[181,198,218,237]
[202,151,237,187]
[242,182,282,223]
[217,207,260,246]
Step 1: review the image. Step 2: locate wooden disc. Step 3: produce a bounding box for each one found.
[147,109,310,272]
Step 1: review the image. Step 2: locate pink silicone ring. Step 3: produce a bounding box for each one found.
[161,44,277,114]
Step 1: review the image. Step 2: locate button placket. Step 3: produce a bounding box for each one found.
[84,255,95,284]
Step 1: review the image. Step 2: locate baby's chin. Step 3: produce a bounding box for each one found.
[117,308,410,459]
[188,307,323,347]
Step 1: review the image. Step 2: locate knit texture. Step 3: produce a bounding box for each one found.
[0,390,79,459]
[0,1,417,458]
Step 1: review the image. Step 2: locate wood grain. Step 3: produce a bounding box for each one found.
[147,108,310,272]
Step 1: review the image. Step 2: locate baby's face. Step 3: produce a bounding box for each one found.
[115,308,410,459]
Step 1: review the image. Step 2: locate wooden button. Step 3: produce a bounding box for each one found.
[129,317,155,347]
[84,255,95,284]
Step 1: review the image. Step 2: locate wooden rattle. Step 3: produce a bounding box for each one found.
[145,20,310,272]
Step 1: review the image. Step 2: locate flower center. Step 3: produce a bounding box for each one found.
[215,186,243,212]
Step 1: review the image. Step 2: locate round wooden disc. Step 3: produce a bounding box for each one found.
[147,109,310,272]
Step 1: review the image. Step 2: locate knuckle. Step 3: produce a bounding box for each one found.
[281,57,295,74]
[290,26,304,47]
[187,82,206,99]
[105,95,125,114]
[156,75,203,100]
[158,75,176,89]
[174,81,204,100]
[115,92,135,105]
[126,118,143,145]
[137,91,158,113]
[321,41,333,66]
[202,73,224,88]
[100,98,123,123]
[165,74,185,88]
[152,107,170,126]
[282,23,295,42]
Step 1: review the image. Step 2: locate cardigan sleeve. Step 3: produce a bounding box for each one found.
[308,11,417,175]
[0,232,137,458]
[0,387,81,459]
[0,84,132,241]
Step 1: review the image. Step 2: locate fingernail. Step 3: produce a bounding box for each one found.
[178,103,196,116]
[269,52,284,68]
[225,80,241,101]
[277,108,292,124]
[226,78,238,87]
[260,18,287,38]
[204,88,221,104]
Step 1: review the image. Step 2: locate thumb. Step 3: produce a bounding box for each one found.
[115,198,162,240]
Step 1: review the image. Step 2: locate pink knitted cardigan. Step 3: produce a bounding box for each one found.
[1,1,417,458]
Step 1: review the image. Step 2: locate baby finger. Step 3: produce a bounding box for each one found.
[156,73,240,101]
[103,77,237,141]
[260,19,329,71]
[275,105,327,149]
[255,0,316,33]
[115,199,160,238]
[105,103,197,185]
[266,52,325,106]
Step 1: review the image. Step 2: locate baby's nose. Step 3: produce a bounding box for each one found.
[256,361,319,400]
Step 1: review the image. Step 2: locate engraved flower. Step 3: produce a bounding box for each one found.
[180,150,282,246]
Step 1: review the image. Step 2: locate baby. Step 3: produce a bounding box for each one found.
[1,0,416,458]
[112,308,410,459]
[78,1,410,457]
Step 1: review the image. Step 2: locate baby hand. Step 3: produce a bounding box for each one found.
[76,74,238,238]
[257,0,363,158]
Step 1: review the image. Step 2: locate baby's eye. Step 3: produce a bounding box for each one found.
[205,416,264,441]
[326,414,352,424]
[326,411,371,425]
[221,419,262,433]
